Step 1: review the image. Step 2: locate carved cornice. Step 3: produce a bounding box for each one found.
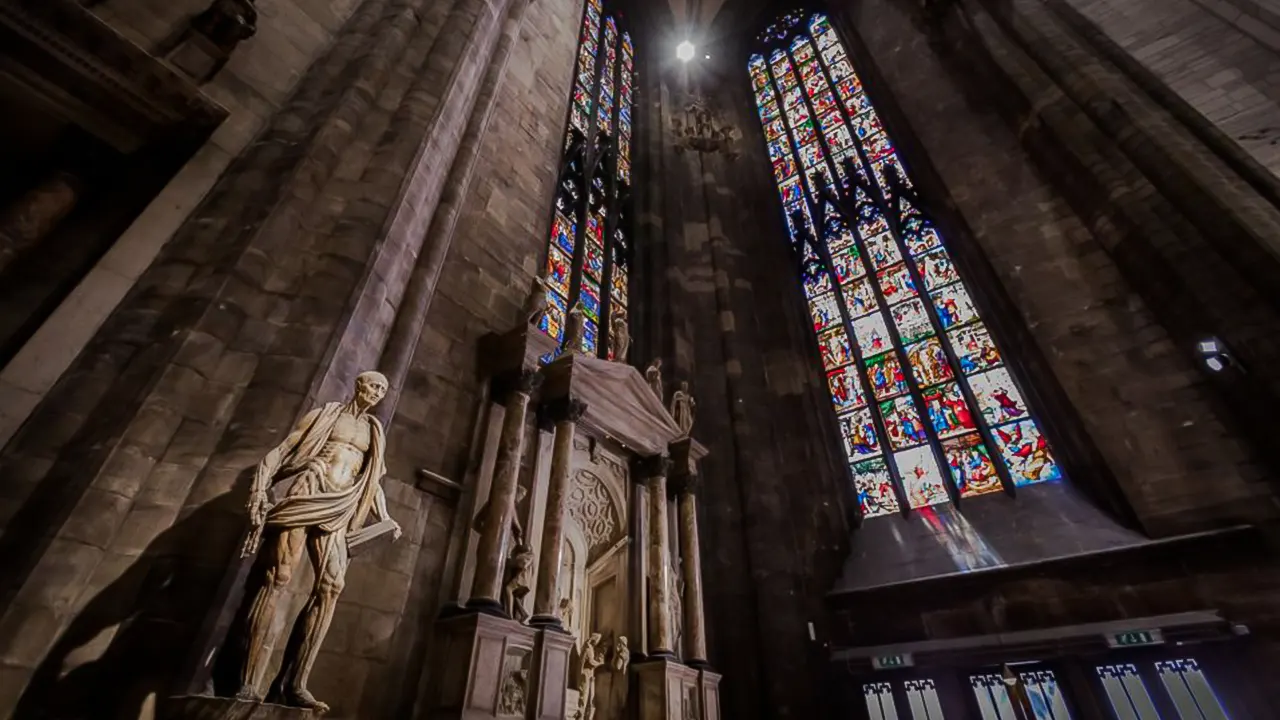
[492,369,544,404]
[634,454,671,481]
[0,0,226,151]
[669,472,700,497]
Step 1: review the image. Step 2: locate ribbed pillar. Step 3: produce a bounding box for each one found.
[642,455,675,657]
[468,371,541,610]
[675,475,707,665]
[530,397,587,627]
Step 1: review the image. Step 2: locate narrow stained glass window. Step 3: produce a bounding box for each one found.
[1155,659,1231,720]
[540,0,634,360]
[748,12,1063,519]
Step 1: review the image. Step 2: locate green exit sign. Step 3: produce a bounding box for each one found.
[872,654,914,670]
[1106,629,1165,648]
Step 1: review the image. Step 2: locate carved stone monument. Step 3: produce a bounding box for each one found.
[424,322,719,720]
[235,371,403,712]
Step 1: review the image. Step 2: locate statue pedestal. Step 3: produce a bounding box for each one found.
[634,658,704,720]
[161,695,319,719]
[425,612,573,720]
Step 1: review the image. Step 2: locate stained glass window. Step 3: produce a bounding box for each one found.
[540,0,634,360]
[749,12,1063,519]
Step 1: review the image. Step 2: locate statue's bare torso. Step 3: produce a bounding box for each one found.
[311,411,372,492]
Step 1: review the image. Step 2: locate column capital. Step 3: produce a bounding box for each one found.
[669,472,700,497]
[635,455,671,481]
[492,369,544,404]
[543,396,588,424]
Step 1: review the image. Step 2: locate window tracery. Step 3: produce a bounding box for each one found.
[749,12,1062,518]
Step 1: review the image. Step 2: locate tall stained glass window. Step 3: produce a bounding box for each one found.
[748,12,1063,519]
[539,0,635,359]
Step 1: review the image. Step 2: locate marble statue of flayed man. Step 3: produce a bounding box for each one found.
[236,370,402,712]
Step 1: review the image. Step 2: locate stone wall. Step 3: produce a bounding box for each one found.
[0,0,365,448]
[1062,0,1280,174]
[0,0,552,715]
[626,20,855,715]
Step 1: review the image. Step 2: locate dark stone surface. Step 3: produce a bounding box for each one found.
[162,695,318,720]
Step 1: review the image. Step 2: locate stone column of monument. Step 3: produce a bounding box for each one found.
[531,397,587,626]
[469,371,541,610]
[674,473,708,665]
[0,170,82,275]
[642,455,675,656]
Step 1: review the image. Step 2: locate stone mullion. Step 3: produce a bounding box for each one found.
[598,24,628,360]
[793,29,959,507]
[566,9,609,331]
[886,195,1020,496]
[770,47,915,513]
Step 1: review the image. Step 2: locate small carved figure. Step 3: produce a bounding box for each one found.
[670,557,686,659]
[498,667,528,715]
[564,301,587,354]
[669,381,696,436]
[612,635,630,674]
[609,310,630,362]
[524,274,549,328]
[577,633,608,720]
[191,0,258,52]
[504,542,535,622]
[560,595,576,636]
[645,358,664,400]
[473,485,528,548]
[236,371,402,712]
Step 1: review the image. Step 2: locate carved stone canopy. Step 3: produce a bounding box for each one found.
[542,353,697,456]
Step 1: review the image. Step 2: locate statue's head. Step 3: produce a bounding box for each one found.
[589,632,602,646]
[354,371,389,409]
[680,381,690,392]
[616,635,628,651]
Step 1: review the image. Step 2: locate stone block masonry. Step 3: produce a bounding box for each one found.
[0,0,560,714]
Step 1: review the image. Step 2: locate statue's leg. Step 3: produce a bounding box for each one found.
[238,526,305,700]
[282,530,348,712]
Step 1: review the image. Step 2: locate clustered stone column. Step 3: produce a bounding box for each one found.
[531,397,587,627]
[641,455,675,656]
[673,473,708,665]
[468,371,541,610]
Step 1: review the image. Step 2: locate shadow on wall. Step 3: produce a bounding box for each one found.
[12,492,247,720]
